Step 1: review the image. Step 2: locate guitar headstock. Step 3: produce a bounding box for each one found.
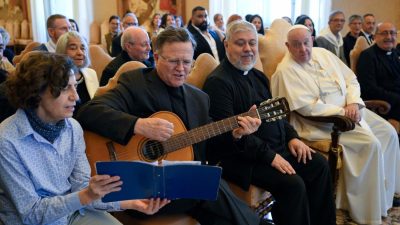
[257,97,290,122]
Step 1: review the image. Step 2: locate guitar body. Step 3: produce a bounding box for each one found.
[84,111,194,174]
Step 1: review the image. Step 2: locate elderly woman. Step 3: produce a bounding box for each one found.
[56,31,99,114]
[0,52,168,225]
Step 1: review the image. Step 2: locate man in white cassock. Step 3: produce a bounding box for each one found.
[271,24,400,225]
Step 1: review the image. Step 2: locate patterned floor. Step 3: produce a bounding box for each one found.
[336,207,400,225]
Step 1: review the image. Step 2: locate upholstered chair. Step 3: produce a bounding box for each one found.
[12,41,41,65]
[258,19,291,79]
[88,44,112,81]
[89,21,101,45]
[186,53,219,88]
[95,61,146,96]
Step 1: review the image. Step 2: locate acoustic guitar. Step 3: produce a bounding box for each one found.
[84,97,290,173]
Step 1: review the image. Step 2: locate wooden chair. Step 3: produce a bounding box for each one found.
[86,60,200,225]
[350,37,397,132]
[88,44,112,81]
[95,61,147,96]
[186,53,272,216]
[12,41,40,65]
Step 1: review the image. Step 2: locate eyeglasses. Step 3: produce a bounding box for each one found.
[128,41,150,48]
[125,22,138,26]
[376,31,398,36]
[159,55,192,67]
[331,19,345,23]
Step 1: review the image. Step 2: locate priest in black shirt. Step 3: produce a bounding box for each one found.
[203,20,336,225]
[357,22,400,121]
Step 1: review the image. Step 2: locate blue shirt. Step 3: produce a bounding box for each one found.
[0,110,120,225]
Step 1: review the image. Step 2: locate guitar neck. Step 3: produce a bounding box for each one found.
[163,110,259,153]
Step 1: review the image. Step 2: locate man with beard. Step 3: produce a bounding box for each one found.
[187,6,225,63]
[203,21,336,225]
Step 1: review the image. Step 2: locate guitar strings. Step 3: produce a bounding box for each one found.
[105,99,287,160]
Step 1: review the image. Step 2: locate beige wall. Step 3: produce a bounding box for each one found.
[90,0,209,26]
[92,0,118,24]
[332,0,400,35]
[184,0,209,24]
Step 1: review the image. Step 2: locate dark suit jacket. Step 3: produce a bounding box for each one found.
[343,32,358,66]
[203,60,299,190]
[77,68,210,161]
[110,33,123,57]
[100,50,153,86]
[357,44,400,120]
[187,24,225,61]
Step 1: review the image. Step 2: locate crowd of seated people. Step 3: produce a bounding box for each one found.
[0,6,400,225]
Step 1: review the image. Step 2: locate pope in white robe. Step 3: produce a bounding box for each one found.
[271,25,400,225]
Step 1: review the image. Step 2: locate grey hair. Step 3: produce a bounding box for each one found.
[123,12,138,24]
[348,14,362,24]
[225,20,257,42]
[328,10,345,22]
[56,31,90,68]
[120,26,148,50]
[0,27,10,45]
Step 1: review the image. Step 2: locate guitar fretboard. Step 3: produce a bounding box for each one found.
[162,110,258,153]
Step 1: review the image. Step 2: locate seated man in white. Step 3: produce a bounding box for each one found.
[271,24,400,225]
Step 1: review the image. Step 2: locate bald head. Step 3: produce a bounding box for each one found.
[121,26,151,61]
[286,25,313,64]
[375,22,397,51]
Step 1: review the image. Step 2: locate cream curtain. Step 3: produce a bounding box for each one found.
[29,0,93,42]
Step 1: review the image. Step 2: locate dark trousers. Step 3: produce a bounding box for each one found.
[125,179,260,225]
[251,153,336,225]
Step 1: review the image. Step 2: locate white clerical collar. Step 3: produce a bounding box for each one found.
[386,51,392,56]
[242,70,249,75]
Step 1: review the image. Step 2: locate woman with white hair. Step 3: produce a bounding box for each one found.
[56,31,99,114]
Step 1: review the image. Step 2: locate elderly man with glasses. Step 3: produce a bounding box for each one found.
[357,22,400,124]
[316,10,347,63]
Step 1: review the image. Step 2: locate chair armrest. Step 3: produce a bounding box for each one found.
[295,113,355,132]
[294,112,355,186]
[364,100,391,115]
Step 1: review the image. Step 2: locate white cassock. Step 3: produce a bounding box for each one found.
[271,47,400,225]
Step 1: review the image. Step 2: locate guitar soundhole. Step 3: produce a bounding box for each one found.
[142,140,164,161]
